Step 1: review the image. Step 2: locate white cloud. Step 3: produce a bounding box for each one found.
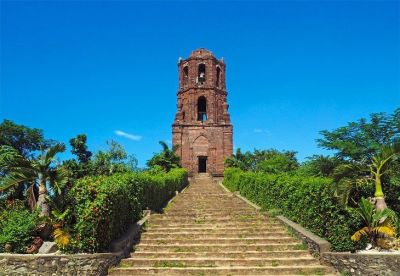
[114,130,142,141]
[253,129,271,135]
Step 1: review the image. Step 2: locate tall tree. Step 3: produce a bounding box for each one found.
[90,140,137,176]
[0,120,52,199]
[333,140,400,210]
[69,134,92,164]
[225,148,299,174]
[0,143,67,216]
[317,108,400,162]
[0,119,51,158]
[147,141,181,172]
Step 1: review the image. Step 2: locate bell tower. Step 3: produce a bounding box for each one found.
[172,48,233,176]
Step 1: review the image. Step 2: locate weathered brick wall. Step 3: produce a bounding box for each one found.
[172,48,233,176]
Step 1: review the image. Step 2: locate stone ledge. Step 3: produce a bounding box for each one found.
[276,215,331,255]
[0,212,151,276]
[321,251,400,275]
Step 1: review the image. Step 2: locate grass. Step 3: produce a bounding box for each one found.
[294,243,308,250]
[264,245,273,251]
[154,261,187,268]
[119,262,132,268]
[195,218,206,224]
[266,208,282,217]
[163,201,174,213]
[174,247,192,252]
[237,214,256,221]
[285,226,298,238]
[299,268,325,275]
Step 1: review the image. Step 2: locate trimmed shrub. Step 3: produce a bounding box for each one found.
[0,202,39,253]
[223,168,362,251]
[70,168,188,252]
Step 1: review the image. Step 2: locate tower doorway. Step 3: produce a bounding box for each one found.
[198,156,207,173]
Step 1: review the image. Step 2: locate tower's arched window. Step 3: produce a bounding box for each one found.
[183,66,188,85]
[197,96,207,121]
[197,64,206,84]
[216,67,221,87]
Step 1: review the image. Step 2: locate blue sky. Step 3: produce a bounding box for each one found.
[1,1,399,167]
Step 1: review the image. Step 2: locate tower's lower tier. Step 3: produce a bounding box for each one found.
[172,124,233,176]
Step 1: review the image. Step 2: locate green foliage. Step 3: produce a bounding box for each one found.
[0,143,67,195]
[317,108,400,162]
[147,141,181,172]
[297,155,342,177]
[223,168,361,251]
[69,168,188,252]
[0,119,50,158]
[0,202,39,253]
[225,148,299,173]
[351,198,398,246]
[89,140,137,176]
[70,134,92,164]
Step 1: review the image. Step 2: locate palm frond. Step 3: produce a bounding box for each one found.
[53,228,71,248]
[373,226,396,238]
[159,141,169,152]
[0,172,36,192]
[351,227,370,241]
[333,178,354,207]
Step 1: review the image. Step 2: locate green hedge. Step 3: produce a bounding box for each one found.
[70,168,188,252]
[0,202,39,253]
[223,168,362,251]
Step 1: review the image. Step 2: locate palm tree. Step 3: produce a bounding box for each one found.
[351,198,397,248]
[146,141,181,172]
[0,143,67,216]
[333,140,400,210]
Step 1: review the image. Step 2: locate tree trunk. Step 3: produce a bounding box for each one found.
[375,196,387,211]
[374,174,387,211]
[37,179,50,217]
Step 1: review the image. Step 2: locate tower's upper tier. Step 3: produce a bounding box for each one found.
[189,48,215,59]
[178,48,226,91]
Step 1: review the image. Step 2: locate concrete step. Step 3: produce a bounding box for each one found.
[150,213,268,222]
[140,233,292,239]
[148,218,282,226]
[137,237,299,245]
[120,257,320,267]
[148,217,277,223]
[134,244,305,252]
[142,229,288,235]
[131,251,311,258]
[164,210,258,215]
[145,226,287,231]
[109,265,333,275]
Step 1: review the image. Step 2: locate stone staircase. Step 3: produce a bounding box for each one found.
[109,173,336,275]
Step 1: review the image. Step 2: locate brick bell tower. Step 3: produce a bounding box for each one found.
[172,48,233,176]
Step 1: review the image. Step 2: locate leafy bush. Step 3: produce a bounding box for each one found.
[0,202,39,253]
[69,168,188,252]
[223,168,363,251]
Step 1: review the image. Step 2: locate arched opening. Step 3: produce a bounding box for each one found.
[216,67,221,87]
[197,96,207,121]
[197,64,206,84]
[183,66,188,85]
